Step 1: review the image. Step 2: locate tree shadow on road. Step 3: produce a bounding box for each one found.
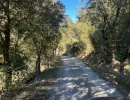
[12,56,125,100]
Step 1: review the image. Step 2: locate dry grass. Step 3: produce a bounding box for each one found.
[40,65,48,72]
[1,56,62,100]
[13,67,59,100]
[124,58,130,72]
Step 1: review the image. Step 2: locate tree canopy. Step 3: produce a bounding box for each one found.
[0,0,64,89]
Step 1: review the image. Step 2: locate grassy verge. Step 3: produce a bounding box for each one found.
[1,56,62,100]
[51,56,62,68]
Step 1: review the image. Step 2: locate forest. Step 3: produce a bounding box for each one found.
[0,0,130,99]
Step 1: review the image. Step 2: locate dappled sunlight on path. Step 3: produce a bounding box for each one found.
[15,56,123,100]
[53,56,122,100]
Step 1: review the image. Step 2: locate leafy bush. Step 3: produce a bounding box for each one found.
[51,56,62,67]
[10,51,28,70]
[89,31,112,63]
[69,41,85,56]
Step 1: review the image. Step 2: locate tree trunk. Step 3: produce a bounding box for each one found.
[2,0,12,89]
[36,54,41,76]
[3,29,12,90]
[119,61,124,75]
[3,29,10,64]
[53,48,57,56]
[48,60,50,68]
[53,49,55,56]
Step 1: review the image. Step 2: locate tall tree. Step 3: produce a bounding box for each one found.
[0,0,28,88]
[24,0,64,75]
[86,0,130,73]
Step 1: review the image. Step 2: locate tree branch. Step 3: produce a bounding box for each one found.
[112,7,121,26]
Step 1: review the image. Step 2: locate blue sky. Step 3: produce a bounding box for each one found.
[60,0,85,23]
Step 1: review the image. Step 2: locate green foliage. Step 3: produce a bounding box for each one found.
[59,15,93,55]
[51,56,62,67]
[85,0,130,64]
[0,0,65,91]
[61,15,73,27]
[115,76,130,92]
[63,41,86,57]
[70,41,86,56]
[10,53,28,70]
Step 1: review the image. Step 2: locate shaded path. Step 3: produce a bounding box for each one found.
[15,56,123,100]
[53,56,122,100]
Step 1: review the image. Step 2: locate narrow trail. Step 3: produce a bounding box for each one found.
[15,56,123,100]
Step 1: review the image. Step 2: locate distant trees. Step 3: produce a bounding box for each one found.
[70,41,85,56]
[59,0,130,75]
[59,14,93,56]
[0,0,64,89]
[61,15,73,27]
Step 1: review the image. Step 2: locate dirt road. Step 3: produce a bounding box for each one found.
[53,56,122,100]
[15,56,123,100]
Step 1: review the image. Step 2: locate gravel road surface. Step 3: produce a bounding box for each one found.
[15,56,124,100]
[52,56,122,100]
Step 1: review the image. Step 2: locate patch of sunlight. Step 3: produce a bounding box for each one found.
[56,89,69,94]
[29,79,45,86]
[125,65,130,72]
[93,88,118,97]
[36,86,46,90]
[107,89,116,94]
[78,87,87,91]
[80,82,85,85]
[94,91,109,97]
[66,83,76,89]
[15,91,33,99]
[78,88,89,98]
[57,77,83,82]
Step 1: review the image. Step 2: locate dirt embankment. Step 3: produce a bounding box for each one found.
[82,52,130,97]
